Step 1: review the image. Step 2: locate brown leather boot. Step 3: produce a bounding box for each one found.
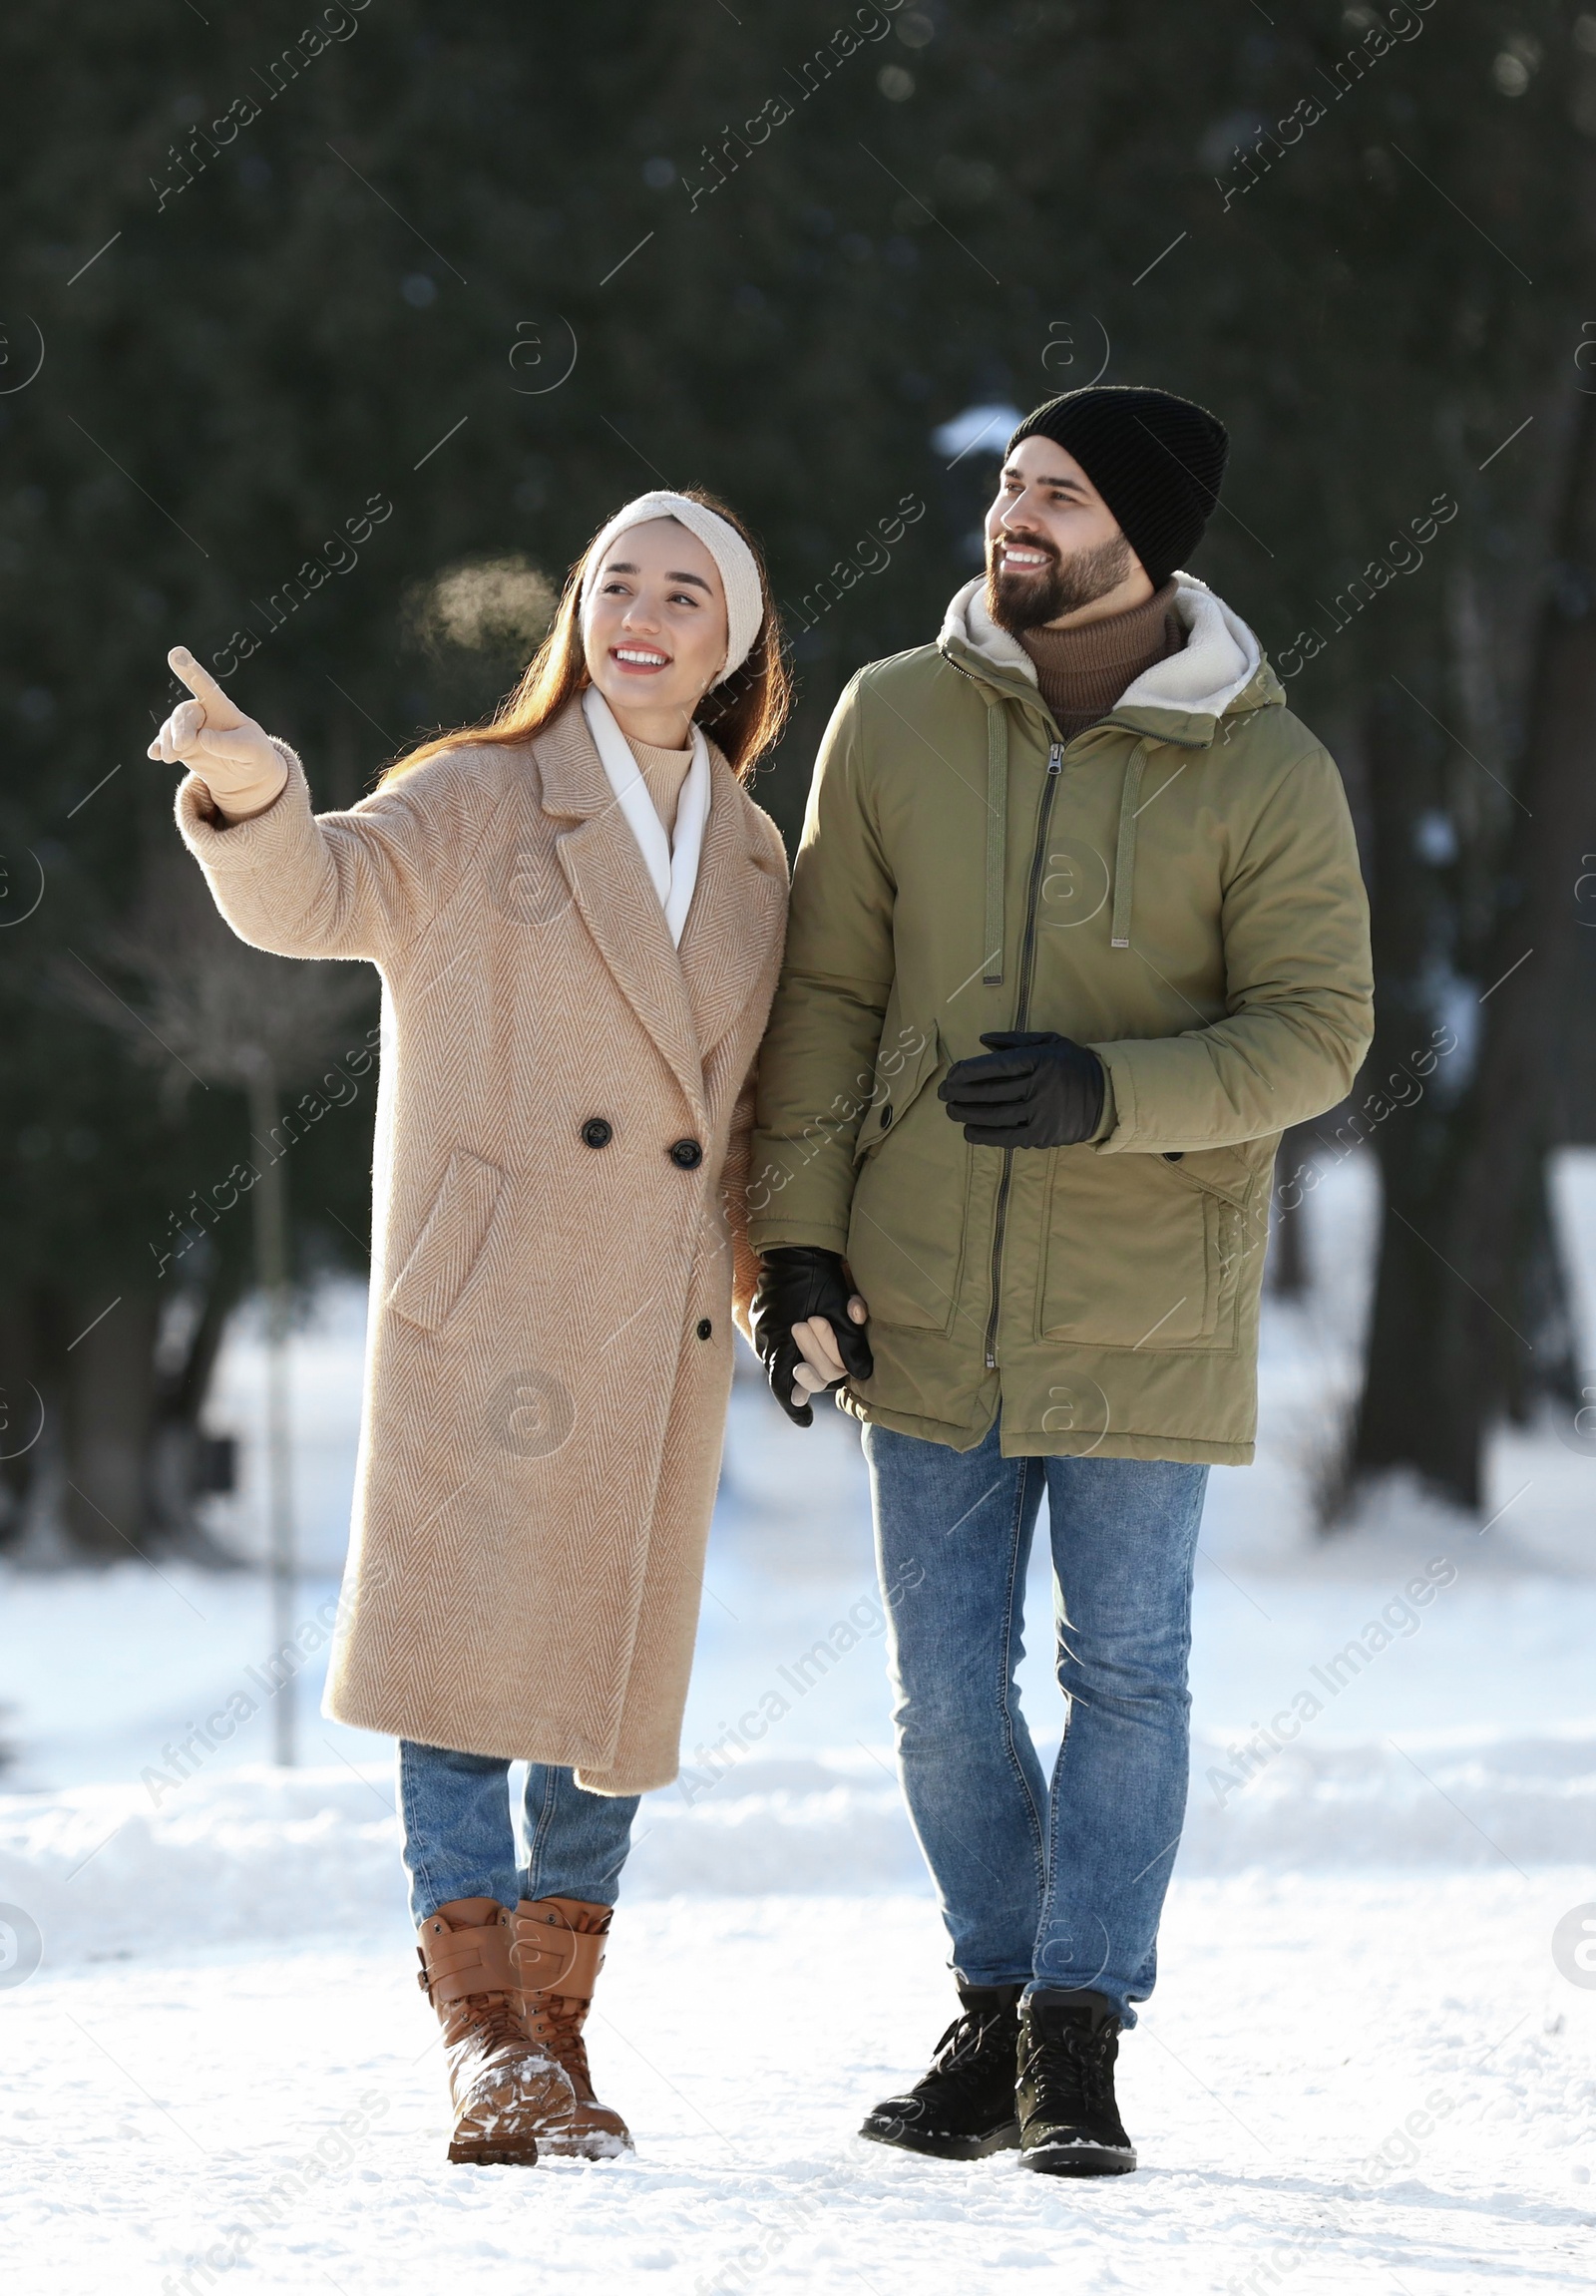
[417,1897,576,2165]
[512,1896,633,2157]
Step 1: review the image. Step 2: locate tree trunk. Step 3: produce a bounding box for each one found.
[148,1267,248,1557]
[1267,1125,1315,1299]
[1347,679,1477,1495]
[1435,391,1596,1471]
[1350,390,1596,1508]
[59,1293,161,1557]
[0,1267,245,1560]
[0,1290,50,1545]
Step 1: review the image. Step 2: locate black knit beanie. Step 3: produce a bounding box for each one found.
[1006,385,1229,587]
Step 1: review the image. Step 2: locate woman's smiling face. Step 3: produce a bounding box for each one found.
[582,516,729,730]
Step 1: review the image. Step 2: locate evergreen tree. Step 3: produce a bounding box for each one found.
[0,1,1588,1542]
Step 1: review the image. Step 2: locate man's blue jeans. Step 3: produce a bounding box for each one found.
[863,1417,1208,2027]
[398,1742,639,1926]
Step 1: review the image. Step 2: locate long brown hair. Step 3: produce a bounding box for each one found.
[379,488,790,788]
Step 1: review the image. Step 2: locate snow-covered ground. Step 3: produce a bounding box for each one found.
[2,1151,1594,2292]
[6,1879,1594,2296]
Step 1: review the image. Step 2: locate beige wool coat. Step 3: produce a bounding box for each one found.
[177,694,789,1793]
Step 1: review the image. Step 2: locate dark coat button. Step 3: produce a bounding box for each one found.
[1163,1150,1184,1162]
[669,1137,704,1169]
[696,1318,713,1340]
[582,1118,613,1149]
[881,1103,893,1128]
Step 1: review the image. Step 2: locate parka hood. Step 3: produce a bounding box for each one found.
[939,570,1274,733]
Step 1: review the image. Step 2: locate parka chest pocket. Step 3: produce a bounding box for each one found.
[846,1023,971,1335]
[386,1149,506,1333]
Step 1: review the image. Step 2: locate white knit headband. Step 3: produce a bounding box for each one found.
[580,491,765,686]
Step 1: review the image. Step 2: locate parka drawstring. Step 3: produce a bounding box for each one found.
[983,700,1008,985]
[1110,739,1150,951]
[984,706,1154,967]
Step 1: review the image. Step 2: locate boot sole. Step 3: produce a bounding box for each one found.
[448,2137,541,2166]
[859,2115,1021,2161]
[1021,2140,1137,2177]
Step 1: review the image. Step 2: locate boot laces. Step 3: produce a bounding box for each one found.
[1021,2017,1115,2108]
[460,1991,528,2055]
[529,1992,595,2095]
[924,2007,1005,2092]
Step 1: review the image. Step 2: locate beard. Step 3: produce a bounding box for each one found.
[985,531,1136,634]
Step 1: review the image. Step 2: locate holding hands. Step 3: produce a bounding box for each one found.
[148,647,288,821]
[751,1247,873,1427]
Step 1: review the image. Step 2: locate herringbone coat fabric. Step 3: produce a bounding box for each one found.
[177,695,789,1793]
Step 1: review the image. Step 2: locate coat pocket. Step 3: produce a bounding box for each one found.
[1035,1148,1253,1352]
[851,1019,942,1166]
[846,1024,970,1334]
[385,1149,506,1333]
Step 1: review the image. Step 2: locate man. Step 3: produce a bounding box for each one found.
[747,385,1373,2176]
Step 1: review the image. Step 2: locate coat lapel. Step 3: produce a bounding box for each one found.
[678,755,789,1068]
[532,702,707,1125]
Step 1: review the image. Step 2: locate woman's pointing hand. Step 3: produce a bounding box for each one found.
[148,646,289,820]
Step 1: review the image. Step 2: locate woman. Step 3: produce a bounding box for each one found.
[151,490,791,2166]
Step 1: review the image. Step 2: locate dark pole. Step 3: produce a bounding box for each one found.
[244,1050,295,1766]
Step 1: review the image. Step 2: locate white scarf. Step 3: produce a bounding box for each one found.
[581,685,711,949]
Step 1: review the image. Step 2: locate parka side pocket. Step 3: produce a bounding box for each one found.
[846,1024,971,1334]
[852,1022,944,1162]
[1035,1148,1253,1352]
[385,1149,506,1333]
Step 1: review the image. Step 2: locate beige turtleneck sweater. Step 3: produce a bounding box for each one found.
[1017,581,1183,742]
[625,732,694,838]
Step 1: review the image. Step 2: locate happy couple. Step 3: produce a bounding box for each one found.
[152,383,1372,2173]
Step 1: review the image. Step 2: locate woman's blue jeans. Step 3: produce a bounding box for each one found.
[398,1742,639,1926]
[863,1417,1208,2027]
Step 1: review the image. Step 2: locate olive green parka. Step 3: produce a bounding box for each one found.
[748,574,1373,1464]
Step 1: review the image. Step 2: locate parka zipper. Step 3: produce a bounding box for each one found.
[983,740,1064,1371]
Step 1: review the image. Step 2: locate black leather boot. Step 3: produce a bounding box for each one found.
[1016,1989,1136,2176]
[859,1984,1023,2160]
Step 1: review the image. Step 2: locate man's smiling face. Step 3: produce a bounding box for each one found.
[983,433,1145,632]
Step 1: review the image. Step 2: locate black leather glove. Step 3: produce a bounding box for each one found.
[939,1031,1105,1149]
[750,1246,874,1427]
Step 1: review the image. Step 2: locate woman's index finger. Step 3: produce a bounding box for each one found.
[168,645,244,726]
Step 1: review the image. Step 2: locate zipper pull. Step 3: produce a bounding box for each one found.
[1047,742,1062,773]
[985,1346,997,1370]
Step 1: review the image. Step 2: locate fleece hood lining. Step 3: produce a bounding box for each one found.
[940,571,1263,723]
